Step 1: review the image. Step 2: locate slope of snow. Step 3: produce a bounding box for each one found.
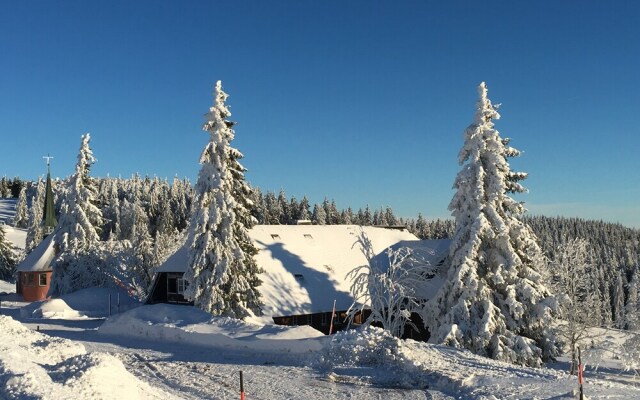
[0,315,167,400]
[3,226,27,252]
[0,198,17,224]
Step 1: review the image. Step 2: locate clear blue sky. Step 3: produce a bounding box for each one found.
[1,1,638,228]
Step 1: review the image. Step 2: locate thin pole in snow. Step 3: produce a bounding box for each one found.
[117,292,120,314]
[578,346,584,400]
[108,294,112,316]
[239,370,245,400]
[329,299,337,335]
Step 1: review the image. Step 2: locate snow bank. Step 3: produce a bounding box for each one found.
[20,286,141,319]
[99,303,325,353]
[311,327,591,399]
[0,315,165,399]
[1,279,15,294]
[21,298,88,319]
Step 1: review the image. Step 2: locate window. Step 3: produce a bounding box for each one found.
[167,273,183,294]
[294,273,304,282]
[270,234,280,240]
[307,314,313,325]
[303,234,313,239]
[177,278,187,294]
[39,273,47,286]
[321,313,328,325]
[26,273,35,287]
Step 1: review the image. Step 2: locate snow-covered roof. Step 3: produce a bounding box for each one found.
[155,225,451,318]
[16,233,57,272]
[156,244,189,273]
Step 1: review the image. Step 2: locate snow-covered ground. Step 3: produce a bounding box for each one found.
[2,282,640,400]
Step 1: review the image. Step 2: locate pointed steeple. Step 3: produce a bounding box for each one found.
[42,155,57,236]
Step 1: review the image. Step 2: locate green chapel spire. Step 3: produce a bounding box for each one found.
[42,154,57,235]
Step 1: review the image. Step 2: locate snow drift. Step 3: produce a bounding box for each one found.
[0,315,166,399]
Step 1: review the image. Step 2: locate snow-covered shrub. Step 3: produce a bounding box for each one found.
[311,326,431,388]
[347,231,433,338]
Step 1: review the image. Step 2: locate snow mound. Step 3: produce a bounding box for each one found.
[99,303,325,353]
[311,327,593,399]
[21,298,89,319]
[0,315,165,399]
[20,287,141,319]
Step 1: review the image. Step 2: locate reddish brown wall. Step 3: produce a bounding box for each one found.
[19,271,52,302]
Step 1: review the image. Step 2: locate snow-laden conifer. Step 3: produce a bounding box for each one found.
[425,83,558,367]
[184,80,262,318]
[49,133,103,295]
[13,186,29,228]
[312,203,327,225]
[625,270,640,330]
[25,178,45,252]
[0,224,18,280]
[56,133,103,251]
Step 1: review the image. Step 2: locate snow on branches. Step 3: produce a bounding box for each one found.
[348,230,439,338]
[184,81,262,319]
[425,82,559,367]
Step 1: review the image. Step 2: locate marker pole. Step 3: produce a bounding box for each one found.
[240,370,245,400]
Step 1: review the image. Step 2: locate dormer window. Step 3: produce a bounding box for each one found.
[271,234,281,240]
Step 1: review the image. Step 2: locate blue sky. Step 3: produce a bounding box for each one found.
[1,1,639,227]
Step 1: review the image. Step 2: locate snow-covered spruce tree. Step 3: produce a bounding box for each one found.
[425,82,559,367]
[12,186,29,228]
[625,270,640,330]
[49,133,104,296]
[312,203,327,225]
[0,224,18,280]
[184,80,262,318]
[24,178,45,253]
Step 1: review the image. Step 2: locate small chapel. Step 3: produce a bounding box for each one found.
[16,157,58,301]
